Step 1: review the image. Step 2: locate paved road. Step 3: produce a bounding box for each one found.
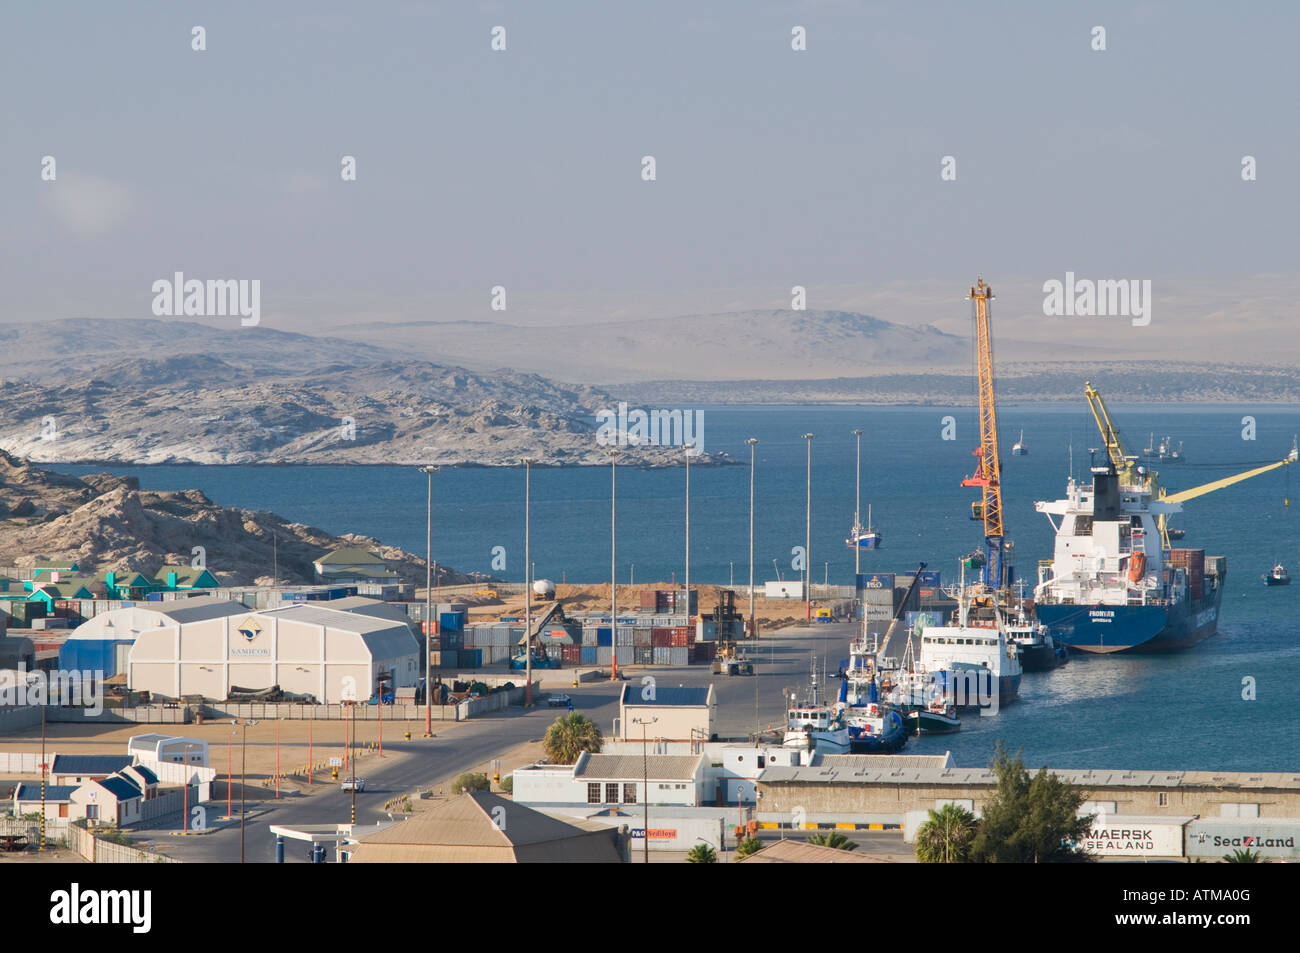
[129,620,863,862]
[134,682,628,863]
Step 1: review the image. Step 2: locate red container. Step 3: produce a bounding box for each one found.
[561,644,582,665]
[670,627,691,647]
[651,628,673,647]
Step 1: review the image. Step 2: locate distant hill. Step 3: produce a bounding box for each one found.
[0,324,722,466]
[316,309,973,383]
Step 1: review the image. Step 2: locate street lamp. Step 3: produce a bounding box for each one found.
[181,741,200,833]
[632,716,658,864]
[852,429,864,578]
[418,465,439,736]
[607,448,619,680]
[684,442,693,622]
[802,433,815,623]
[522,457,534,707]
[746,438,758,639]
[235,718,257,863]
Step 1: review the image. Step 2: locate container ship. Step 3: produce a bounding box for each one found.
[1032,463,1224,653]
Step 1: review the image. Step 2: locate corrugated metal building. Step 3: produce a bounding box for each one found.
[346,791,627,863]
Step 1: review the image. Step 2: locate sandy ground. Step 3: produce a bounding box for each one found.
[462,582,835,630]
[0,715,462,781]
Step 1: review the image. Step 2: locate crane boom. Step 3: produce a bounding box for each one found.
[1084,380,1143,489]
[959,278,1007,588]
[1080,382,1297,546]
[1162,443,1298,504]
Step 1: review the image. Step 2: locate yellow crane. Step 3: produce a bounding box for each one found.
[1082,381,1297,547]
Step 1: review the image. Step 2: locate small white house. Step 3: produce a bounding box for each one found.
[128,733,210,770]
[513,752,707,809]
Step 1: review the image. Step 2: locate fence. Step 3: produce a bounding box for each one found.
[68,822,178,863]
[0,750,49,773]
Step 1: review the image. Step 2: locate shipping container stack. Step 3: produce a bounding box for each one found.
[1169,548,1206,599]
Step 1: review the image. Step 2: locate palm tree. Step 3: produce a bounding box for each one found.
[914,803,978,863]
[686,843,717,863]
[1223,848,1261,863]
[806,831,859,851]
[542,712,603,764]
[735,836,762,859]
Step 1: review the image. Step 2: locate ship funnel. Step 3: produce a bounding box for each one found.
[1092,466,1122,521]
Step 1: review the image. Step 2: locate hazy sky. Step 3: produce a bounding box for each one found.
[3,1,1297,341]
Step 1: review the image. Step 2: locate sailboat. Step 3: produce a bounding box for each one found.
[1012,430,1028,456]
[846,503,882,550]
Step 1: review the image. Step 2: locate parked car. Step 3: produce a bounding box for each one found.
[547,693,572,708]
[341,778,367,792]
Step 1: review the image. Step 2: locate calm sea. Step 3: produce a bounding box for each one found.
[53,403,1300,771]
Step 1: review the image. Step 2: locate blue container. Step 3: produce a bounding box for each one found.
[459,648,481,669]
[596,626,613,647]
[580,646,598,665]
[146,591,163,602]
[440,612,464,632]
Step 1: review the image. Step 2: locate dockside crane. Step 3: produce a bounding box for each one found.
[1083,380,1298,547]
[960,278,1013,590]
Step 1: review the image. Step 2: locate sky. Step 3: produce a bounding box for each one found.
[2,1,1297,347]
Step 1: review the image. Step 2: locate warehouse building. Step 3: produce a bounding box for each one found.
[126,599,420,703]
[346,791,627,863]
[60,597,245,678]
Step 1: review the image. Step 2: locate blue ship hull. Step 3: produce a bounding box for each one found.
[1036,581,1222,654]
[846,709,908,753]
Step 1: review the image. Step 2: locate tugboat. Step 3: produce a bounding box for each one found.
[782,663,851,755]
[1012,430,1028,456]
[879,637,961,734]
[836,640,908,752]
[1263,563,1291,586]
[846,504,882,550]
[1001,584,1067,671]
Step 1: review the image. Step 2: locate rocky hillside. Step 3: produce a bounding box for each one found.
[0,450,457,587]
[0,340,723,466]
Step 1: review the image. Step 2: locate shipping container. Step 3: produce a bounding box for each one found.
[668,647,689,666]
[633,627,652,646]
[857,572,895,591]
[670,627,691,647]
[581,646,598,666]
[634,646,653,665]
[596,626,613,647]
[652,646,672,665]
[596,647,613,666]
[651,628,672,647]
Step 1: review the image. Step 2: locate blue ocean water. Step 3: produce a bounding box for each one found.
[53,402,1300,771]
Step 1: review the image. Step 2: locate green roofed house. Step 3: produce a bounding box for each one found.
[28,576,100,609]
[95,570,156,601]
[32,560,79,580]
[313,547,400,584]
[153,565,219,591]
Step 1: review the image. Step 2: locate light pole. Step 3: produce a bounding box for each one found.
[852,429,864,578]
[747,438,758,639]
[350,701,357,825]
[419,465,438,736]
[633,716,658,863]
[181,742,200,833]
[522,457,534,706]
[607,448,619,680]
[236,718,257,863]
[684,442,693,622]
[802,433,815,623]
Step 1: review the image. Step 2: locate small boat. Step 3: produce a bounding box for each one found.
[782,663,852,755]
[1167,527,1186,540]
[1144,433,1186,464]
[1263,563,1291,587]
[1011,430,1028,456]
[901,697,962,735]
[846,504,882,550]
[1001,586,1067,672]
[835,642,908,752]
